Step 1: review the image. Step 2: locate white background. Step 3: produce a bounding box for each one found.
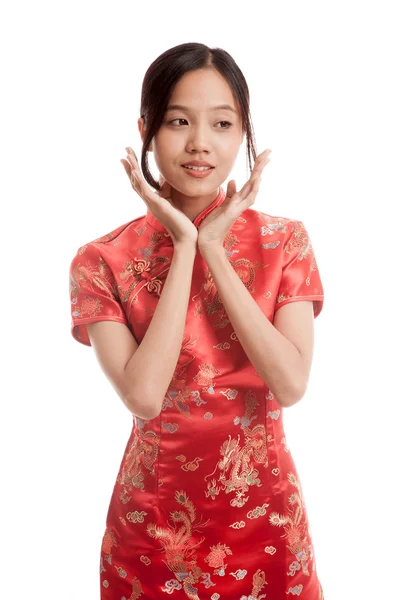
[1,1,399,598]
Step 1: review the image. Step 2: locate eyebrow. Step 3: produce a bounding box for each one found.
[166,103,237,114]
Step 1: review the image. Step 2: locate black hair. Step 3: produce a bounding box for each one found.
[139,42,258,191]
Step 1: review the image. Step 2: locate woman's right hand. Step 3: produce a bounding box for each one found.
[120,147,198,248]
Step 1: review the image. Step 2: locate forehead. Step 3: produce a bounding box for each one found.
[168,69,239,113]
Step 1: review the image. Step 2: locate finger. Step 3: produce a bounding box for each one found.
[251,152,270,178]
[120,158,131,177]
[248,175,262,203]
[239,155,270,198]
[126,153,138,171]
[125,146,138,161]
[240,173,263,203]
[226,179,237,199]
[126,153,145,185]
[158,179,172,200]
[124,154,146,194]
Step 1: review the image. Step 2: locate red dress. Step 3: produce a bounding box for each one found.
[69,186,325,600]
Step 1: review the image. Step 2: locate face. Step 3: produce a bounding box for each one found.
[138,68,245,211]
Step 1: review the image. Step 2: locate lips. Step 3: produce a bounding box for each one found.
[181,165,215,178]
[182,165,214,170]
[181,161,215,168]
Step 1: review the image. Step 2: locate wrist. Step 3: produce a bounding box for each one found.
[198,243,224,257]
[173,241,197,255]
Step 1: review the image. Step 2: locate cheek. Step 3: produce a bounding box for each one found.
[153,133,179,166]
[217,132,242,155]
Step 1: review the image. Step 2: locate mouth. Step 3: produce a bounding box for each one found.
[181,165,215,178]
[181,165,215,171]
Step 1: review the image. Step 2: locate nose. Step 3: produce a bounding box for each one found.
[185,123,212,154]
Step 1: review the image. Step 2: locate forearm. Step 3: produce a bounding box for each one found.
[125,243,197,419]
[200,245,304,407]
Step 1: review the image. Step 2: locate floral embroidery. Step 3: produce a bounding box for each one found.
[193,363,221,394]
[70,252,118,318]
[205,542,233,576]
[101,527,118,562]
[118,254,170,304]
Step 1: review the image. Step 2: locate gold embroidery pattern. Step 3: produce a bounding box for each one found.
[100,528,144,598]
[247,503,270,519]
[146,490,211,600]
[241,568,268,599]
[193,363,221,394]
[118,255,169,303]
[229,521,246,529]
[269,472,314,578]
[230,568,247,580]
[285,220,315,263]
[101,527,117,562]
[70,252,118,318]
[196,257,263,328]
[204,424,268,508]
[129,577,144,599]
[117,428,160,501]
[181,457,204,472]
[114,230,171,307]
[205,389,268,507]
[204,542,232,576]
[162,335,209,418]
[126,510,148,524]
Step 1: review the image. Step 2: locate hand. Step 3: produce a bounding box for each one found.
[120,147,198,248]
[197,149,272,252]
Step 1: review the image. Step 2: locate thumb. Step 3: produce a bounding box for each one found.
[158,174,171,199]
[226,179,237,200]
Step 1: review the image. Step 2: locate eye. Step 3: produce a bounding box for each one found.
[167,119,232,129]
[216,121,232,129]
[168,118,188,126]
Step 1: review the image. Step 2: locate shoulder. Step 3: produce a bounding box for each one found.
[89,214,147,245]
[246,207,303,241]
[70,214,148,265]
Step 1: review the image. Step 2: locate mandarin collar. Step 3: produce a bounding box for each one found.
[146,186,226,232]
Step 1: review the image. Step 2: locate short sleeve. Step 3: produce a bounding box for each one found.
[69,243,129,346]
[275,220,324,318]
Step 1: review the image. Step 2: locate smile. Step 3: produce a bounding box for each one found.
[181,165,215,178]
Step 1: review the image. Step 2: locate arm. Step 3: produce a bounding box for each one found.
[123,243,197,419]
[199,245,313,408]
[87,243,197,421]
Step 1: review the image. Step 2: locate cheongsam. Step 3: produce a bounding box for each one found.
[69,185,325,599]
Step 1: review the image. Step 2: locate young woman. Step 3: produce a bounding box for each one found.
[69,42,325,600]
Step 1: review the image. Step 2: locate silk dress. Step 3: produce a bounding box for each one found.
[69,185,325,600]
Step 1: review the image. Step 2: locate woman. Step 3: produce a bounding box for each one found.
[69,42,325,600]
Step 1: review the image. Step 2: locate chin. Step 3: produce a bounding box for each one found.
[167,178,213,196]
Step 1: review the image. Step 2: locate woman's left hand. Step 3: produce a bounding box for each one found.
[197,149,272,252]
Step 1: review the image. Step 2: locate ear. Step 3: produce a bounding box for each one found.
[138,117,153,152]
